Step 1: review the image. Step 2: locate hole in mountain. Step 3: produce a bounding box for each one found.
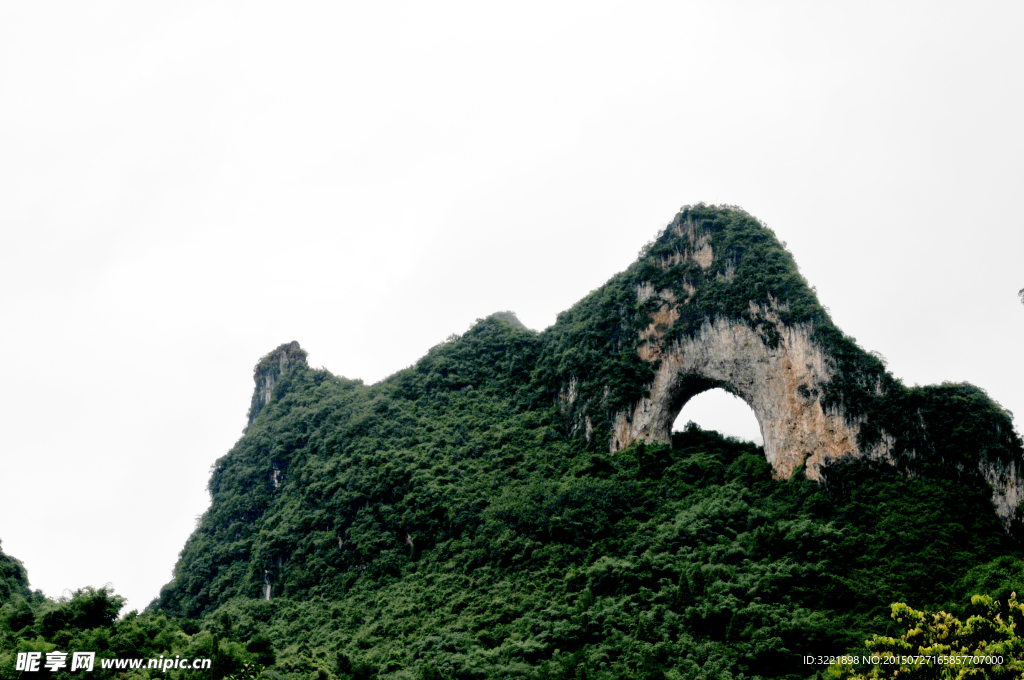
[672,388,763,446]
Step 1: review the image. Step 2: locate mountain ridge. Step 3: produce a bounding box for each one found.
[145,204,1024,678]
[5,205,1023,679]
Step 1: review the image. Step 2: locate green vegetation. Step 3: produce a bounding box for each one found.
[4,429,1023,678]
[831,594,1024,678]
[2,205,1022,678]
[533,204,830,442]
[536,206,1021,481]
[0,584,268,678]
[147,306,1019,677]
[0,542,30,605]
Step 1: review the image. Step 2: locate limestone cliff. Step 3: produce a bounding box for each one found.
[551,205,1024,529]
[246,341,308,431]
[232,210,1023,530]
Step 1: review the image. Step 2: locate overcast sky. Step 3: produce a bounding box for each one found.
[2,2,1022,613]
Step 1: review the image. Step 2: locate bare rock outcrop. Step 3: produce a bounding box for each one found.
[556,205,1023,528]
[611,305,885,482]
[246,341,308,431]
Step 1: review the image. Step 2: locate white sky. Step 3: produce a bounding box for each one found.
[1,2,1022,613]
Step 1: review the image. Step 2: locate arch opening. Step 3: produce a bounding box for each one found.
[672,387,764,446]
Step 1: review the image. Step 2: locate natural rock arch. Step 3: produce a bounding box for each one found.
[593,213,886,481]
[553,205,1023,527]
[609,294,873,482]
[672,386,764,444]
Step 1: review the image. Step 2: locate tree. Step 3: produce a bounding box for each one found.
[831,593,1024,678]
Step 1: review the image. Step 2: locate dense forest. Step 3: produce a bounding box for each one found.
[3,205,1023,679]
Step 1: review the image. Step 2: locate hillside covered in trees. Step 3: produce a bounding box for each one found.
[3,205,1024,679]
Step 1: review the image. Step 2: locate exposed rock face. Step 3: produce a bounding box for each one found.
[246,341,308,431]
[559,205,1024,528]
[983,461,1024,526]
[607,216,879,483]
[612,307,886,482]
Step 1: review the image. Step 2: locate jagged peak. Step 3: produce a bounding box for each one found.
[246,341,308,431]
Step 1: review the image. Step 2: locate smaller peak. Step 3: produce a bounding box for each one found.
[488,311,527,329]
[253,341,307,378]
[246,342,308,431]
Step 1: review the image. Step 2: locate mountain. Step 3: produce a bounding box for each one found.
[144,204,1024,678]
[0,542,30,606]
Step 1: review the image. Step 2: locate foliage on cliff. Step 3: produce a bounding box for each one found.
[534,205,1021,485]
[532,204,834,445]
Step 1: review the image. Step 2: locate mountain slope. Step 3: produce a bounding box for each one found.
[153,205,1024,679]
